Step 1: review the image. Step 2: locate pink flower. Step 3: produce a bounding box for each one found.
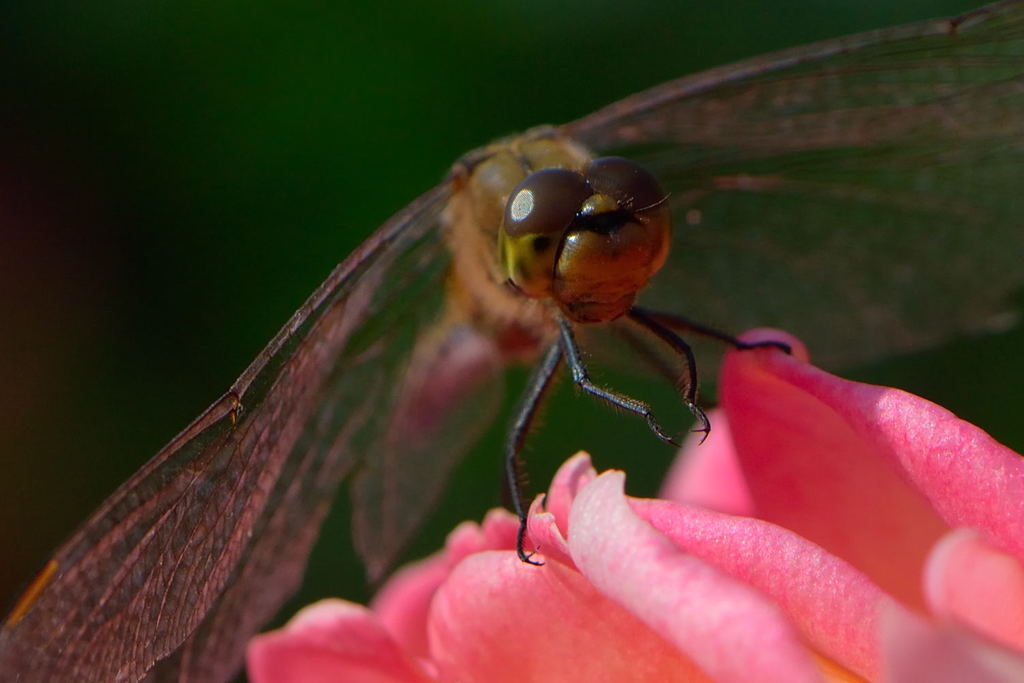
[248,330,1024,682]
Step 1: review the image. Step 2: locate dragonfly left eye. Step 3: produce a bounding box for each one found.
[500,168,592,299]
[499,157,671,323]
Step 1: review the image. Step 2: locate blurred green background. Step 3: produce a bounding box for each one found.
[1,0,1020,660]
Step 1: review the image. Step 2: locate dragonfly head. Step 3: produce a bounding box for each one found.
[499,157,671,323]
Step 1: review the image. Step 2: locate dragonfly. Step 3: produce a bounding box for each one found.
[4,2,1024,680]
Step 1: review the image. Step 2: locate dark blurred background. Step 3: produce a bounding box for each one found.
[2,0,1020,650]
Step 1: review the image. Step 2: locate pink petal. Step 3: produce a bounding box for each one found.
[429,552,704,682]
[525,452,596,566]
[477,508,521,548]
[542,451,597,536]
[372,555,450,661]
[881,603,1024,682]
[525,495,573,567]
[569,472,824,682]
[373,509,519,658]
[720,329,1024,608]
[632,496,904,680]
[247,599,432,683]
[443,508,520,562]
[925,529,1024,652]
[661,408,755,516]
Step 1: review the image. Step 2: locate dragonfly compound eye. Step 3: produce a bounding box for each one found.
[500,167,592,298]
[553,158,671,323]
[585,156,667,212]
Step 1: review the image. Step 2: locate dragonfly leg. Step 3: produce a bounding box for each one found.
[629,306,792,355]
[506,339,562,565]
[557,316,681,447]
[626,308,711,441]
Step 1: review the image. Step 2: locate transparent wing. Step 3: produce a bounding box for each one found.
[0,180,504,683]
[565,1,1024,369]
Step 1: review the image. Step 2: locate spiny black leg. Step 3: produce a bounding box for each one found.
[629,306,792,355]
[557,315,680,447]
[627,308,711,441]
[613,321,680,387]
[506,340,562,565]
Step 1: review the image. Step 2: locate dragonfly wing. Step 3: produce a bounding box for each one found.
[351,320,505,581]
[565,1,1024,369]
[145,318,509,681]
[144,335,390,682]
[0,180,502,682]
